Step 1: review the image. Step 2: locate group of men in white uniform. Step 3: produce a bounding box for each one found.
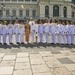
[0,19,75,45]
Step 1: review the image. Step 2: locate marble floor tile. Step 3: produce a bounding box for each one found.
[0,67,13,74]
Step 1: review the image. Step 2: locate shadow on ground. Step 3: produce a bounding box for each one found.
[0,43,75,49]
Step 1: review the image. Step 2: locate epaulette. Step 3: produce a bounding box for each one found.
[50,23,53,26]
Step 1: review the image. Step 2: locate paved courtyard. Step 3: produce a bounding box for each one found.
[0,43,75,75]
[0,35,75,75]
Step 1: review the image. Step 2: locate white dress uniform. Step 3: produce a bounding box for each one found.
[34,24,39,37]
[1,25,8,44]
[44,23,50,43]
[0,24,2,44]
[38,24,44,43]
[65,24,71,44]
[56,24,63,44]
[29,21,35,43]
[50,23,57,44]
[14,23,20,43]
[70,24,75,44]
[62,25,67,44]
[7,24,13,44]
[19,24,25,44]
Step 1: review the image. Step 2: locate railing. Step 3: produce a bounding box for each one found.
[0,16,75,21]
[0,16,39,20]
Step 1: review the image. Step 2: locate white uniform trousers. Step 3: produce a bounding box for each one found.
[45,33,49,43]
[71,34,74,44]
[66,34,71,44]
[0,34,1,43]
[8,34,12,43]
[15,33,19,43]
[30,31,34,43]
[20,34,24,43]
[2,34,7,44]
[51,33,56,44]
[57,34,62,44]
[62,34,67,44]
[39,33,43,43]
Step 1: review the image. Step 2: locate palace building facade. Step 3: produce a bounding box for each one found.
[0,0,75,20]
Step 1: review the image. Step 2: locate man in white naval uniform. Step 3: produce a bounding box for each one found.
[62,22,67,45]
[56,21,63,44]
[38,20,44,43]
[70,22,75,44]
[65,22,71,45]
[14,20,20,44]
[0,23,2,44]
[1,21,8,45]
[44,20,50,43]
[34,21,39,43]
[7,21,14,45]
[19,21,25,44]
[50,20,57,44]
[29,18,35,43]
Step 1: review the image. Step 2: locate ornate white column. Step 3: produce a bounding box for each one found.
[10,6,12,16]
[3,10,6,18]
[49,4,53,18]
[60,5,63,18]
[16,7,19,17]
[39,4,45,18]
[30,8,32,17]
[67,5,72,18]
[23,8,25,17]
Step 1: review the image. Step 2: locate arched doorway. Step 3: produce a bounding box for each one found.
[53,5,59,17]
[63,7,67,18]
[45,6,49,18]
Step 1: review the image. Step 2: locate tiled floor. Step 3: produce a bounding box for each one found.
[0,48,75,75]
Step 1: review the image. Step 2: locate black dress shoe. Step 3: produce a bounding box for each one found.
[66,44,69,45]
[71,43,74,45]
[51,43,55,45]
[4,43,7,45]
[10,43,13,45]
[21,42,24,44]
[17,42,20,44]
[56,43,59,45]
[0,43,2,45]
[61,43,64,45]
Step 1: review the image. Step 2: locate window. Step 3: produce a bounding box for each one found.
[18,0,24,1]
[25,0,30,1]
[53,5,59,17]
[19,10,23,17]
[32,0,37,1]
[26,10,29,17]
[5,0,10,1]
[45,6,49,18]
[63,7,67,18]
[0,0,3,1]
[12,10,16,17]
[6,10,10,17]
[12,0,17,1]
[72,12,74,18]
[32,10,36,18]
[0,10,3,17]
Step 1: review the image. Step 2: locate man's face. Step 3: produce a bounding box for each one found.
[52,20,55,23]
[10,21,12,24]
[21,22,23,24]
[16,20,18,23]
